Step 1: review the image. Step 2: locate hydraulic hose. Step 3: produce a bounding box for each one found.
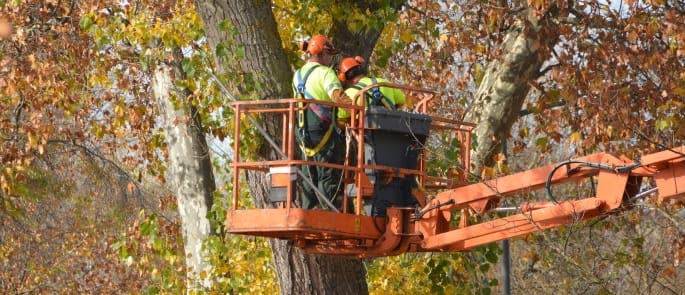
[545,160,641,204]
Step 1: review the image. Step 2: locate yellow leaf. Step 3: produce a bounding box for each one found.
[482,167,496,179]
[27,133,37,148]
[474,63,485,85]
[569,131,582,143]
[114,103,124,116]
[496,162,509,174]
[493,152,506,163]
[400,30,413,43]
[674,87,685,96]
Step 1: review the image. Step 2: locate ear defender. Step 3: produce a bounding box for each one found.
[299,41,309,52]
[338,56,367,82]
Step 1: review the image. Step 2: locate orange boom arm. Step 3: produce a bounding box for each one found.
[225,84,685,258]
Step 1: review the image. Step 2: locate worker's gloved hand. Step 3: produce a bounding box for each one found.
[332,89,354,105]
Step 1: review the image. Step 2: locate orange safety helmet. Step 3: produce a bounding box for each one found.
[338,56,365,82]
[300,35,338,55]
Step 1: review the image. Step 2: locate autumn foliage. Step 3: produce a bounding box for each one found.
[1,0,684,293]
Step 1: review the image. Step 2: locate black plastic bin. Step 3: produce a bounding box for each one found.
[365,107,431,169]
[363,107,432,216]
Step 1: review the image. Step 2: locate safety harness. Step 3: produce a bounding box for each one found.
[351,77,396,110]
[294,65,336,157]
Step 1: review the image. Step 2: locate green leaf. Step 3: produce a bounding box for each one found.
[152,236,163,251]
[79,14,93,30]
[139,55,149,72]
[474,63,485,86]
[181,58,195,78]
[485,250,498,263]
[219,19,233,31]
[481,286,492,295]
[119,245,129,259]
[216,43,230,58]
[655,119,671,131]
[536,137,548,151]
[141,220,152,236]
[111,240,124,250]
[546,89,560,100]
[95,36,111,48]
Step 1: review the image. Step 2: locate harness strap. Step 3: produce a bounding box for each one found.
[294,65,333,125]
[295,65,319,99]
[370,78,396,110]
[353,78,395,110]
[294,64,336,156]
[300,122,335,157]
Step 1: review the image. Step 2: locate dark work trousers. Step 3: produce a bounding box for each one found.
[299,128,345,210]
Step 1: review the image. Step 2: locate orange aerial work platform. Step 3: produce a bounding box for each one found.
[226,83,685,258]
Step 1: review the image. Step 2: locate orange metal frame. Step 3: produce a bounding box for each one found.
[226,84,685,258]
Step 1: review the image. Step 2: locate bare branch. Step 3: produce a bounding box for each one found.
[13,98,25,139]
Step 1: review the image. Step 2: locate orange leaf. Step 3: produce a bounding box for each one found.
[662,266,676,278]
[0,19,11,39]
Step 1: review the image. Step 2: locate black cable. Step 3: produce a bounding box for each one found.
[544,160,641,204]
[370,195,386,234]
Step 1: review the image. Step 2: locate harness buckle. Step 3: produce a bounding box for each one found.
[370,88,383,106]
[297,84,306,95]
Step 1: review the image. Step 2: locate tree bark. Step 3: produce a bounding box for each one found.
[153,63,216,290]
[195,0,374,293]
[465,8,561,175]
[329,20,383,63]
[329,1,405,66]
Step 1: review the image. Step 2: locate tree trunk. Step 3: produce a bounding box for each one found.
[329,1,405,65]
[195,0,373,293]
[329,20,383,63]
[465,8,561,175]
[153,63,216,290]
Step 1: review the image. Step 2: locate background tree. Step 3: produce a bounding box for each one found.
[79,1,220,289]
[153,59,216,289]
[0,1,185,292]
